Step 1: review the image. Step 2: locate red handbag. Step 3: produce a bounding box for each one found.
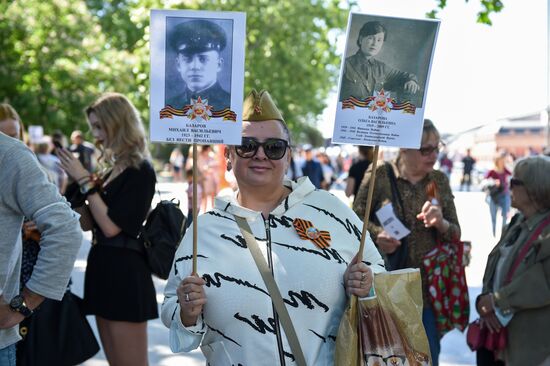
[422,238,470,335]
[466,319,507,351]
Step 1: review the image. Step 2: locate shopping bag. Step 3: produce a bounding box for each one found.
[335,269,431,366]
[423,239,470,335]
[334,295,361,366]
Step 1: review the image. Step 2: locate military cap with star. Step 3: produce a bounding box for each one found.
[242,89,285,123]
[170,19,227,56]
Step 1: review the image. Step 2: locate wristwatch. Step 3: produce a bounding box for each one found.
[79,181,98,196]
[9,295,33,318]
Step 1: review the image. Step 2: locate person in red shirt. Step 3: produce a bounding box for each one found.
[485,154,511,236]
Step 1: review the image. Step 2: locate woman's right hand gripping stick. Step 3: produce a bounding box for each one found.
[177,274,207,327]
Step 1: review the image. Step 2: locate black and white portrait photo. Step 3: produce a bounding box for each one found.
[333,13,439,148]
[150,10,246,145]
[339,14,438,108]
[164,17,233,110]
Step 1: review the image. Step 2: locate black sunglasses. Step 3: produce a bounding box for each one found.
[510,177,524,189]
[418,143,443,156]
[235,137,289,160]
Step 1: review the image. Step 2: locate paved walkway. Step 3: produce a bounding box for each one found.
[77,183,501,365]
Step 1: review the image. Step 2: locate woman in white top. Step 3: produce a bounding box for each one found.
[162,90,385,365]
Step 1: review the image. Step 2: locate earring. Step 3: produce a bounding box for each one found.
[226,161,232,171]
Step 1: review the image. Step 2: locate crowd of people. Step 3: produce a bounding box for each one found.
[167,141,353,213]
[1,91,550,366]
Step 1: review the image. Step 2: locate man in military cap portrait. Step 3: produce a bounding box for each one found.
[165,19,231,110]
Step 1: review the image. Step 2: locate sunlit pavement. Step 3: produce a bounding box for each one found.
[77,182,502,366]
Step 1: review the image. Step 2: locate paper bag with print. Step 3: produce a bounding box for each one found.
[335,269,430,366]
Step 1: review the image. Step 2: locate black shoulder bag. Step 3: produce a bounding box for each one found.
[385,163,409,270]
[16,291,100,366]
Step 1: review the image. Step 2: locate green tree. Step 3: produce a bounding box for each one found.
[0,0,143,137]
[427,0,504,25]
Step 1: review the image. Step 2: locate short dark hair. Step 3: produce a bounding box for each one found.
[358,145,373,159]
[52,129,65,142]
[357,21,387,48]
[278,121,292,147]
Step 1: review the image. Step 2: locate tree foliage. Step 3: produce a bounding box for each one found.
[0,1,142,134]
[0,0,503,149]
[427,0,504,25]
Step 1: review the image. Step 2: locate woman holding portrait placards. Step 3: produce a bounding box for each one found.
[353,119,460,366]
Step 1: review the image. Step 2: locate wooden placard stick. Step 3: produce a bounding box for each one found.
[343,145,380,366]
[356,145,380,264]
[192,142,198,274]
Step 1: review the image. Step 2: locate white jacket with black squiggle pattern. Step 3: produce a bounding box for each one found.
[161,177,385,365]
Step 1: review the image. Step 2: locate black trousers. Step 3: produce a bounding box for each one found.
[477,347,505,366]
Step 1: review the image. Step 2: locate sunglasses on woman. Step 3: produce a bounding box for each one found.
[418,143,444,156]
[510,177,524,189]
[235,137,289,160]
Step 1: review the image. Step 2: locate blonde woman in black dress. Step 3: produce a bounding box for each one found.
[58,93,157,366]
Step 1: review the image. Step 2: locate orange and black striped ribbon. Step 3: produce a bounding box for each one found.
[341,96,416,114]
[160,105,237,121]
[292,218,331,249]
[341,96,374,110]
[391,101,416,114]
[159,105,191,119]
[211,108,237,121]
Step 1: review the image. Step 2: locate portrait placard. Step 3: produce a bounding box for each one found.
[28,125,44,144]
[332,13,439,148]
[150,10,246,145]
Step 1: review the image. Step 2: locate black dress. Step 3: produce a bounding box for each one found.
[83,160,158,322]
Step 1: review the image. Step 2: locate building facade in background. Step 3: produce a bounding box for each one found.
[448,111,547,166]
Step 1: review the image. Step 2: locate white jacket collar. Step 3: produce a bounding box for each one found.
[214,177,316,219]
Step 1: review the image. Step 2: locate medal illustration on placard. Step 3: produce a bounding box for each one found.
[369,89,393,113]
[186,97,213,121]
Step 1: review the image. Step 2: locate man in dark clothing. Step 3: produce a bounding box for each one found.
[301,147,325,189]
[460,148,476,191]
[346,145,373,201]
[69,130,95,173]
[166,19,230,110]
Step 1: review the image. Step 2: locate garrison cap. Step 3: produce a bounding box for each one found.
[242,90,285,123]
[170,20,227,55]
